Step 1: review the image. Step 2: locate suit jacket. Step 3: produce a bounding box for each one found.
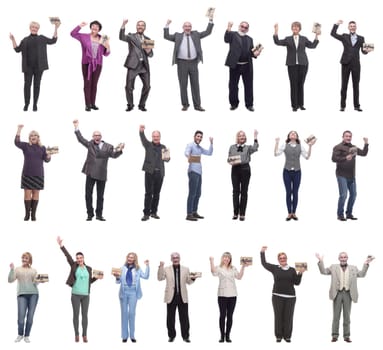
[75,130,122,181]
[224,31,256,69]
[119,28,153,70]
[116,265,150,300]
[157,265,194,303]
[330,24,367,64]
[15,34,57,72]
[60,246,97,294]
[140,131,169,177]
[273,34,318,66]
[163,22,214,65]
[318,261,369,302]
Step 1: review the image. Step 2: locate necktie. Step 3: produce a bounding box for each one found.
[126,266,133,287]
[186,34,191,59]
[175,267,180,294]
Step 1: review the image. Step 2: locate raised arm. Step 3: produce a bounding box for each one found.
[330,20,343,41]
[57,236,75,266]
[357,138,369,156]
[273,23,287,46]
[139,124,150,148]
[163,19,176,41]
[209,256,217,274]
[157,261,165,281]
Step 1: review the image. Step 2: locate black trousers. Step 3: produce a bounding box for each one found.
[218,296,237,337]
[341,61,361,108]
[24,69,43,107]
[287,65,308,109]
[125,67,151,108]
[229,63,253,108]
[272,295,296,340]
[143,171,164,215]
[167,294,190,340]
[231,164,251,216]
[85,176,106,217]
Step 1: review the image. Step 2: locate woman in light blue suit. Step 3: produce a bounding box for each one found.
[113,253,149,343]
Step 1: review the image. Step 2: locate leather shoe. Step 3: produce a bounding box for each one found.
[232,215,238,220]
[138,106,147,111]
[131,339,136,343]
[86,216,93,221]
[183,338,191,343]
[182,105,189,111]
[122,339,127,343]
[219,338,224,343]
[75,336,80,342]
[340,107,345,112]
[344,337,352,343]
[331,337,338,342]
[150,213,160,219]
[239,216,245,221]
[291,214,298,221]
[194,106,205,111]
[346,215,358,220]
[299,106,306,110]
[168,338,175,342]
[230,105,238,110]
[284,338,291,343]
[141,215,150,221]
[90,104,99,110]
[292,108,297,112]
[23,105,29,111]
[354,107,363,112]
[83,336,88,343]
[193,212,204,219]
[337,216,346,221]
[186,215,198,221]
[246,106,254,112]
[33,105,38,112]
[126,105,134,111]
[96,216,106,221]
[85,105,91,111]
[276,338,282,343]
[225,337,232,343]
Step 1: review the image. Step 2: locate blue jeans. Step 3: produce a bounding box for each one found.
[187,171,202,215]
[337,176,356,217]
[283,169,301,214]
[120,287,138,340]
[17,294,39,336]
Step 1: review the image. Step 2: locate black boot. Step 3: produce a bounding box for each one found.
[24,200,32,221]
[31,200,39,221]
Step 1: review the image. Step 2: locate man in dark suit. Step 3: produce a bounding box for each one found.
[164,14,214,111]
[331,20,372,112]
[73,119,124,221]
[120,19,153,112]
[139,125,170,221]
[273,22,319,111]
[224,21,263,112]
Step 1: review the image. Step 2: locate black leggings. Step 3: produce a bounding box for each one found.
[218,296,237,337]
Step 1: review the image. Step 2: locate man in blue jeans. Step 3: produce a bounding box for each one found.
[332,130,368,221]
[184,130,213,221]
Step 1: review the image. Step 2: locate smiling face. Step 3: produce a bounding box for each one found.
[291,22,301,35]
[348,22,357,34]
[92,131,102,144]
[152,131,161,145]
[236,131,247,144]
[342,131,352,143]
[278,253,288,267]
[29,131,40,145]
[338,252,349,266]
[136,21,146,34]
[171,253,180,266]
[221,253,232,267]
[126,253,136,266]
[21,253,32,267]
[194,132,203,144]
[29,22,40,35]
[183,22,192,34]
[287,131,298,143]
[238,22,249,34]
[76,253,84,266]
[90,23,100,36]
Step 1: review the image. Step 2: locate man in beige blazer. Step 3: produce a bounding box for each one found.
[316,252,374,343]
[157,252,196,342]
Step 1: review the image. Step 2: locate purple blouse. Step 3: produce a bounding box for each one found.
[15,136,50,177]
[70,26,110,80]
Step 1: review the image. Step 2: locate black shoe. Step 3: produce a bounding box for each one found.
[141,215,150,221]
[86,216,93,221]
[232,215,238,220]
[193,213,204,219]
[284,338,291,343]
[219,338,224,343]
[194,106,205,111]
[122,339,127,343]
[246,106,254,112]
[230,105,238,110]
[32,105,38,112]
[346,215,358,220]
[299,106,306,110]
[239,216,245,221]
[90,104,99,110]
[225,337,232,343]
[168,338,175,342]
[131,339,136,343]
[337,216,346,221]
[183,338,191,343]
[276,338,282,343]
[126,105,134,111]
[23,105,29,111]
[182,105,189,111]
[292,108,298,112]
[354,107,363,112]
[286,214,292,221]
[150,213,160,219]
[85,105,91,111]
[331,337,338,342]
[344,337,352,343]
[291,214,298,221]
[96,216,106,221]
[138,106,147,111]
[186,215,198,221]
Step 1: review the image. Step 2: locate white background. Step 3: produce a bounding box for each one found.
[0,0,380,349]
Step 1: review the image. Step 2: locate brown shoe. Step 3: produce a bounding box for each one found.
[75,336,79,342]
[344,337,352,343]
[83,336,88,343]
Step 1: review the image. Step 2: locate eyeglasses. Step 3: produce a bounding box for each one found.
[93,134,101,137]
[240,25,249,30]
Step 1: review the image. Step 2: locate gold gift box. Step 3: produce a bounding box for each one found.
[188,155,201,163]
[162,148,170,161]
[295,262,308,272]
[49,17,61,25]
[240,256,253,265]
[111,267,122,276]
[206,7,215,17]
[46,146,59,155]
[228,155,241,165]
[189,272,202,278]
[142,39,155,49]
[363,43,374,51]
[34,274,49,282]
[312,22,321,34]
[305,135,317,144]
[92,269,104,278]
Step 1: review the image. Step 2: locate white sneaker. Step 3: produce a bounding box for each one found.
[24,337,31,343]
[15,335,23,342]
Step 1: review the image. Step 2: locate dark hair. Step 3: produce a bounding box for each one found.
[343,130,352,137]
[194,130,203,137]
[76,252,84,257]
[349,21,356,25]
[291,21,302,30]
[137,20,146,27]
[285,130,300,144]
[90,20,102,31]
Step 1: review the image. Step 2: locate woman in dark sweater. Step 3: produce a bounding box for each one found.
[260,246,305,343]
[15,124,53,221]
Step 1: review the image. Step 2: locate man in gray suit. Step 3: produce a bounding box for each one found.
[139,124,170,221]
[158,252,199,343]
[120,19,153,112]
[316,252,374,343]
[163,14,214,111]
[73,119,124,221]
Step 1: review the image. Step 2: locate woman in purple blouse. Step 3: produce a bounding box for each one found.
[71,21,110,111]
[15,125,52,221]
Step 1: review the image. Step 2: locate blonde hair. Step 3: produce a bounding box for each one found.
[22,252,33,266]
[126,252,140,269]
[236,131,247,144]
[219,252,232,268]
[28,130,42,147]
